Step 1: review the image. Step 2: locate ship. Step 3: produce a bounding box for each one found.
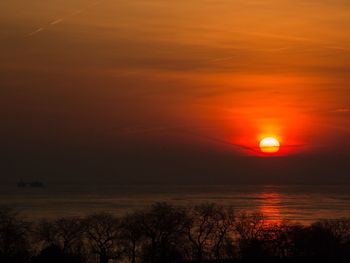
[29,181,44,187]
[17,180,44,188]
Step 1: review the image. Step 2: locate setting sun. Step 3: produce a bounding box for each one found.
[1,1,350,262]
[259,137,280,154]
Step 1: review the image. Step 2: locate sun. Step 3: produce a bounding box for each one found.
[259,137,280,153]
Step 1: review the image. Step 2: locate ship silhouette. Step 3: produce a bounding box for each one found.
[17,180,44,188]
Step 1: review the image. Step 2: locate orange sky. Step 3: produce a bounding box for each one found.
[1,0,350,157]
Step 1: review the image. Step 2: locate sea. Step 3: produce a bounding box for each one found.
[1,184,350,223]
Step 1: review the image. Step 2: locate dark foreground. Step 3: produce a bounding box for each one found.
[1,202,350,263]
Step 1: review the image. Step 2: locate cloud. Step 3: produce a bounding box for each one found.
[332,108,350,113]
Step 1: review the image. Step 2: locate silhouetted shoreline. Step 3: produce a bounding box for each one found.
[1,202,350,263]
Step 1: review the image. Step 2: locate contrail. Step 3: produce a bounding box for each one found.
[50,19,64,25]
[110,124,301,154]
[93,122,308,154]
[28,0,104,36]
[28,28,44,36]
[175,128,257,152]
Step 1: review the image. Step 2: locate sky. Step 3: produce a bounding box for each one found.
[1,0,350,183]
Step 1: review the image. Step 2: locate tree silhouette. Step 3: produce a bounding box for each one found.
[1,203,350,263]
[235,212,267,260]
[0,207,31,263]
[212,205,235,261]
[34,217,86,263]
[136,202,187,263]
[119,213,144,263]
[185,203,222,262]
[84,213,121,263]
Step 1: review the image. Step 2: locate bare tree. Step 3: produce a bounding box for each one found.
[234,212,266,260]
[84,213,121,263]
[314,219,350,244]
[212,205,235,260]
[35,217,86,263]
[307,219,350,261]
[185,203,220,262]
[0,207,32,263]
[235,212,265,241]
[55,217,85,257]
[119,213,144,263]
[35,219,58,248]
[137,202,187,263]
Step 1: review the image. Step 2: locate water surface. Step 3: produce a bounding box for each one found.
[1,184,350,223]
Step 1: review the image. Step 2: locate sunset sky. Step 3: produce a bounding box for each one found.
[1,0,349,183]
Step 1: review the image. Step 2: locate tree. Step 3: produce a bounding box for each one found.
[185,203,226,262]
[234,212,267,260]
[0,207,32,263]
[298,219,350,262]
[55,217,84,253]
[119,213,144,263]
[212,205,235,261]
[34,217,86,263]
[84,213,121,263]
[137,202,187,263]
[35,219,58,248]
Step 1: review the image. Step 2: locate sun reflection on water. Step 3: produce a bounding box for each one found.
[258,191,283,225]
